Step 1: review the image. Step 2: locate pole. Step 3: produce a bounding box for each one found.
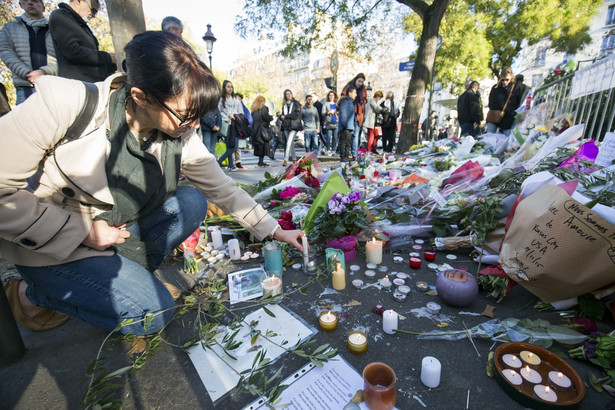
[427,59,436,141]
[209,54,212,70]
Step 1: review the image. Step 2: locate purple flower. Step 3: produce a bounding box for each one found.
[341,194,352,204]
[329,203,346,215]
[328,198,339,210]
[354,205,361,210]
[348,191,361,203]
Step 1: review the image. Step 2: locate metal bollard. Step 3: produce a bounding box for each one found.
[0,284,25,365]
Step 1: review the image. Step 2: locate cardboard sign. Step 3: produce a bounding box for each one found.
[499,184,615,303]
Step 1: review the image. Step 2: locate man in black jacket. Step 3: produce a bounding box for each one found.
[49,0,116,82]
[457,81,483,137]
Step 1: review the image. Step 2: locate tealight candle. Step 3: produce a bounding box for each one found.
[533,385,558,402]
[319,311,338,331]
[393,256,404,264]
[397,285,411,294]
[332,261,346,291]
[393,278,405,286]
[211,228,223,250]
[421,356,441,388]
[260,275,283,297]
[366,263,378,270]
[520,365,542,384]
[410,257,422,269]
[382,309,398,334]
[380,275,392,289]
[352,279,364,289]
[347,331,368,354]
[520,350,541,367]
[416,281,429,292]
[426,302,441,315]
[392,291,407,303]
[366,237,383,264]
[424,249,436,261]
[365,270,376,278]
[263,241,284,275]
[395,272,409,279]
[502,354,522,369]
[502,369,523,386]
[548,371,572,391]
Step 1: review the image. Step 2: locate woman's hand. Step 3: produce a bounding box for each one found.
[273,228,305,252]
[82,220,131,250]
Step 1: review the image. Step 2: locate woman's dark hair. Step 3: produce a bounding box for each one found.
[124,31,221,123]
[326,90,338,103]
[221,80,234,108]
[350,73,365,88]
[283,89,293,104]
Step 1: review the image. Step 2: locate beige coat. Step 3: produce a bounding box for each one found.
[0,74,278,267]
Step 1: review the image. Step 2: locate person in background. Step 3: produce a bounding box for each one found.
[279,89,302,166]
[234,92,253,164]
[49,0,116,83]
[322,90,338,156]
[0,31,304,335]
[457,81,483,137]
[301,94,320,154]
[341,73,367,157]
[199,106,221,154]
[251,95,273,167]
[363,89,388,155]
[487,67,522,135]
[312,93,326,154]
[381,91,399,153]
[0,0,57,105]
[161,16,183,37]
[338,84,357,162]
[217,79,243,170]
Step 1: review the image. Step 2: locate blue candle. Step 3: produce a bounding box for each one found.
[263,241,284,275]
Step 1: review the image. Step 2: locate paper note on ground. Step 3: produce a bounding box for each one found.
[188,304,315,403]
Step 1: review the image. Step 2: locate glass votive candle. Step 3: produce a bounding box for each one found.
[347,330,368,354]
[424,249,436,261]
[363,362,397,410]
[260,275,283,297]
[392,291,407,303]
[415,281,429,292]
[409,257,422,269]
[319,311,338,331]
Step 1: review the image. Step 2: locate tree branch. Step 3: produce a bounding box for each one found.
[395,0,429,20]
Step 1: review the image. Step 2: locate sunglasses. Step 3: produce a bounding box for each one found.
[154,97,190,127]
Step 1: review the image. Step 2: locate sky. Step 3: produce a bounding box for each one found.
[142,0,254,70]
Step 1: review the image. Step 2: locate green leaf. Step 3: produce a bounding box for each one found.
[578,293,605,320]
[312,344,329,355]
[263,306,276,318]
[310,358,324,368]
[546,325,587,346]
[102,366,132,379]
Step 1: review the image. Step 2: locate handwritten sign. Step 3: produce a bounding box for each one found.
[499,184,615,302]
[595,132,615,167]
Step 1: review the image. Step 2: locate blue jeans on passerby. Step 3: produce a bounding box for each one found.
[16,86,35,105]
[459,122,474,136]
[352,118,361,157]
[16,186,208,336]
[202,129,216,154]
[304,130,318,153]
[326,128,338,152]
[218,144,236,169]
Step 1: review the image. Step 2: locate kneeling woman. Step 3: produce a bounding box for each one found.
[0,31,303,336]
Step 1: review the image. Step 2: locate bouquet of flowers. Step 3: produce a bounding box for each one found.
[309,191,369,241]
[286,152,322,189]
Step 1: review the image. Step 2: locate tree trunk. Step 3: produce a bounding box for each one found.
[106,0,146,72]
[397,0,451,153]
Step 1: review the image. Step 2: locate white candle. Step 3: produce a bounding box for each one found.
[211,228,223,250]
[261,276,283,296]
[502,369,522,386]
[533,385,558,402]
[520,366,542,384]
[548,371,572,390]
[349,332,366,344]
[502,354,522,369]
[421,356,441,388]
[365,237,383,264]
[301,234,309,267]
[227,238,241,260]
[520,350,541,367]
[382,309,398,334]
[380,275,392,288]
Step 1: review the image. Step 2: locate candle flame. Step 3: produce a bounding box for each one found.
[511,370,516,376]
[385,275,389,279]
[545,386,550,393]
[371,237,376,243]
[557,372,563,378]
[525,365,530,372]
[528,353,533,358]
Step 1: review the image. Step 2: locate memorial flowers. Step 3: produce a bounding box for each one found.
[309,191,369,242]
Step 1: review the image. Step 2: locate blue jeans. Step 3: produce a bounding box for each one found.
[218,144,236,169]
[325,128,338,152]
[304,130,318,153]
[16,186,208,336]
[16,86,35,105]
[352,119,361,157]
[459,122,474,136]
[486,122,512,136]
[202,129,216,154]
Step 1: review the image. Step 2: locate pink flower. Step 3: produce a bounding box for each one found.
[279,186,301,199]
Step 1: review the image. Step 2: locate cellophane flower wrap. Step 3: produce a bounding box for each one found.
[309,191,369,241]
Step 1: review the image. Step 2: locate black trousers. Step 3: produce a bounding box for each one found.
[338,128,353,160]
[382,126,396,152]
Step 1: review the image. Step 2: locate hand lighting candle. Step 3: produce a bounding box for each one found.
[332,261,346,291]
[382,309,398,334]
[347,330,368,354]
[421,356,441,388]
[319,310,338,331]
[211,228,223,250]
[366,237,383,264]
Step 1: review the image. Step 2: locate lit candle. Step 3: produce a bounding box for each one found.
[319,311,338,331]
[502,369,522,386]
[301,234,310,268]
[520,365,542,384]
[502,354,522,369]
[380,275,392,289]
[366,237,383,264]
[533,385,558,402]
[415,281,429,292]
[409,257,422,269]
[421,356,441,388]
[520,350,542,367]
[260,275,283,297]
[347,330,368,354]
[263,241,284,275]
[332,261,346,291]
[548,371,572,391]
[227,238,241,260]
[382,309,398,334]
[424,249,436,261]
[211,228,223,250]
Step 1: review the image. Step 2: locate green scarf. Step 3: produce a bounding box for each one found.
[94,86,182,270]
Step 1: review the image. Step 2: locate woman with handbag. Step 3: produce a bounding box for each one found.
[251,95,273,167]
[279,89,302,166]
[321,90,339,155]
[363,90,388,154]
[217,79,243,170]
[486,67,522,135]
[0,31,305,335]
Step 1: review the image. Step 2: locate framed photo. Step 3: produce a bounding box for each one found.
[227,267,268,303]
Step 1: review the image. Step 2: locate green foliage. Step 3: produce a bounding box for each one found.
[308,191,369,241]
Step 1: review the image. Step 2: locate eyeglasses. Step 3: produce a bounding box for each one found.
[154,97,190,127]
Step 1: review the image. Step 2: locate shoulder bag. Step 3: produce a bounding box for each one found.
[486,83,515,124]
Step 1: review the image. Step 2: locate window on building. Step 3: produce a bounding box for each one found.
[534,48,547,66]
[532,74,543,88]
[600,35,615,56]
[607,5,615,26]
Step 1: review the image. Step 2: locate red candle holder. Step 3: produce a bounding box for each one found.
[409,257,422,269]
[424,249,436,261]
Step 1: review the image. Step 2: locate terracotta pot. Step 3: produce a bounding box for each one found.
[436,269,478,307]
[326,235,358,263]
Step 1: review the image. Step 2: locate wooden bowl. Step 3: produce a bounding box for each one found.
[494,342,586,409]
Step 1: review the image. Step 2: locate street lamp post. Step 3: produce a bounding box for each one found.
[202,24,217,70]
